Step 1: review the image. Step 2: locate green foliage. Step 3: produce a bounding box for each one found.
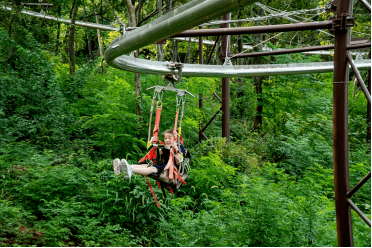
[0,30,72,147]
[0,1,370,246]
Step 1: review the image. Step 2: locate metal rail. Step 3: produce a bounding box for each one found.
[3,5,366,57]
[108,53,371,77]
[105,0,260,66]
[103,0,368,77]
[2,6,119,31]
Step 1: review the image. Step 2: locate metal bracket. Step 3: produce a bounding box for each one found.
[167,62,183,82]
[325,0,338,13]
[329,14,355,32]
[355,52,364,62]
[147,82,195,98]
[120,24,126,37]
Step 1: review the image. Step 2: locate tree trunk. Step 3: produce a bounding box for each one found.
[69,1,79,75]
[55,5,61,54]
[126,0,142,116]
[253,75,263,130]
[92,0,103,57]
[253,9,265,131]
[166,0,172,12]
[172,39,178,62]
[83,2,92,58]
[237,9,244,66]
[135,0,145,25]
[157,0,164,61]
[7,0,19,59]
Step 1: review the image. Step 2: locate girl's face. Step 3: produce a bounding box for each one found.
[164,133,175,145]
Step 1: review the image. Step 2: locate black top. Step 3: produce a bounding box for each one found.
[159,144,186,166]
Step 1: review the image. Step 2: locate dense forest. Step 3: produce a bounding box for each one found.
[0,0,371,246]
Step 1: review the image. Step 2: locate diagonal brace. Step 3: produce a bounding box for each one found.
[200,92,223,134]
[347,51,371,104]
[358,0,371,12]
[347,171,371,198]
[347,198,371,227]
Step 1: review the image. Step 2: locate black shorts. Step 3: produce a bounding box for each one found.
[152,163,166,174]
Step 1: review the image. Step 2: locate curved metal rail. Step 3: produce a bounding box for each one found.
[110,54,371,77]
[104,0,370,77]
[4,1,369,76]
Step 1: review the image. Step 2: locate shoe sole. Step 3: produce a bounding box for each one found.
[113,158,122,176]
[121,159,131,179]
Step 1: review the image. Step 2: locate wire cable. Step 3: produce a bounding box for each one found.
[201,6,326,26]
[102,0,122,25]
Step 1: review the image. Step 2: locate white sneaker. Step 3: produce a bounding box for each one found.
[120,159,134,179]
[113,158,122,176]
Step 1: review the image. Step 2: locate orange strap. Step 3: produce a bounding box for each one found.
[169,186,174,195]
[173,166,186,185]
[164,153,174,179]
[173,110,179,139]
[145,176,160,208]
[153,106,162,138]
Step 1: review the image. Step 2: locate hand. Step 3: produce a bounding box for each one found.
[150,136,158,143]
[171,141,178,152]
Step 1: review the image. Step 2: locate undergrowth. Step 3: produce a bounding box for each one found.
[1,138,370,247]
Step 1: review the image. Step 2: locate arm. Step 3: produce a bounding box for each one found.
[172,142,184,165]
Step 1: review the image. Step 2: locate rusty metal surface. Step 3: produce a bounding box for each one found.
[347,172,371,198]
[199,27,203,143]
[231,42,371,58]
[347,198,372,227]
[368,69,371,143]
[173,21,333,37]
[332,0,354,246]
[347,51,372,104]
[221,14,231,142]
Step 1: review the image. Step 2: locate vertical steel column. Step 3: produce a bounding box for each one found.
[367,69,371,143]
[333,0,354,246]
[221,14,231,142]
[199,25,204,143]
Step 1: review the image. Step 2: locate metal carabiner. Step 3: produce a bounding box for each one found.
[156,91,164,103]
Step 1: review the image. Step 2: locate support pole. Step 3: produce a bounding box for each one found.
[221,14,230,142]
[368,69,371,143]
[199,26,204,142]
[333,0,353,246]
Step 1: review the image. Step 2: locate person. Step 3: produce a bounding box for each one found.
[113,129,185,180]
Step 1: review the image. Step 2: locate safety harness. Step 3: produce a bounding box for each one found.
[138,76,194,207]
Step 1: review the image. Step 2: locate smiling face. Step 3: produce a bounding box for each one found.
[164,133,175,146]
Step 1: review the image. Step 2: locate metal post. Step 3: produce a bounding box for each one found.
[333,0,354,246]
[199,26,204,142]
[221,14,230,142]
[367,69,371,143]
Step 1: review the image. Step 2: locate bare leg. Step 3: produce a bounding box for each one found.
[131,164,157,176]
